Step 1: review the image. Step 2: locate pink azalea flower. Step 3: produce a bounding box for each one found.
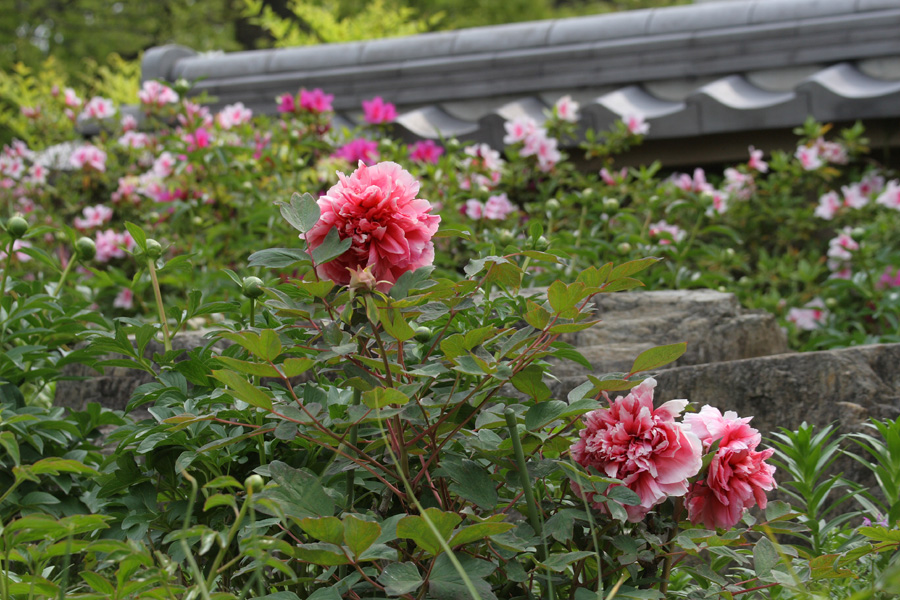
[121,114,138,131]
[624,113,649,136]
[69,144,107,172]
[299,88,334,114]
[118,131,152,150]
[723,168,754,201]
[461,199,483,220]
[28,164,48,186]
[21,106,41,119]
[747,146,768,173]
[332,139,379,165]
[277,93,296,114]
[814,138,848,165]
[535,136,562,172]
[113,287,134,310]
[877,266,900,290]
[183,127,211,152]
[554,95,580,122]
[570,377,702,522]
[0,156,25,180]
[484,193,515,220]
[459,144,504,191]
[876,180,900,210]
[649,220,686,245]
[827,227,859,261]
[464,143,504,172]
[6,140,33,160]
[705,190,729,216]
[74,205,113,230]
[304,161,440,292]
[503,117,539,145]
[600,167,627,186]
[80,96,116,120]
[408,140,444,164]
[362,96,397,124]
[138,81,179,108]
[177,101,213,129]
[815,191,842,220]
[829,263,853,280]
[786,298,828,331]
[112,176,140,204]
[216,102,253,129]
[795,145,823,171]
[63,88,82,108]
[152,152,177,178]
[859,172,885,196]
[841,183,868,209]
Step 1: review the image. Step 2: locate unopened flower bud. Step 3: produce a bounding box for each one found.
[717,286,727,293]
[602,197,619,211]
[192,216,203,226]
[145,239,163,260]
[347,265,378,291]
[244,474,264,493]
[7,216,28,239]
[825,297,838,309]
[545,198,560,211]
[851,227,865,239]
[725,248,735,258]
[75,237,96,261]
[414,326,432,343]
[497,229,514,245]
[242,276,265,299]
[617,242,632,254]
[534,236,550,250]
[738,276,751,286]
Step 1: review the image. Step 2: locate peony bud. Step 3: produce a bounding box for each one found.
[7,216,28,239]
[242,276,265,299]
[244,474,264,493]
[414,326,432,343]
[545,198,560,211]
[145,239,163,260]
[617,242,632,254]
[602,197,619,211]
[825,297,838,309]
[75,237,96,261]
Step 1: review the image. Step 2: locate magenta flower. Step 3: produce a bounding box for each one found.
[461,199,483,220]
[408,140,444,164]
[362,96,397,124]
[624,113,649,136]
[300,88,334,114]
[877,266,900,290]
[333,139,379,165]
[304,161,440,292]
[747,146,768,173]
[277,93,296,114]
[216,102,253,129]
[786,298,828,331]
[138,81,179,108]
[554,95,580,123]
[684,406,776,530]
[570,378,702,522]
[183,127,211,152]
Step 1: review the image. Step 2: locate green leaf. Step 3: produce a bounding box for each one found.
[390,266,435,299]
[524,301,551,330]
[608,257,659,281]
[124,222,147,252]
[548,281,585,314]
[379,307,416,342]
[628,342,687,375]
[753,536,779,578]
[211,370,273,410]
[0,431,20,467]
[525,400,568,431]
[448,522,514,547]
[259,329,282,361]
[343,515,381,558]
[397,508,461,556]
[282,357,315,377]
[510,365,550,402]
[258,461,334,520]
[247,248,311,269]
[548,320,599,334]
[299,516,344,545]
[311,227,352,265]
[587,375,640,394]
[295,543,351,566]
[428,553,496,600]
[214,356,281,378]
[277,192,321,234]
[362,387,410,409]
[600,277,645,293]
[441,459,498,511]
[540,550,596,572]
[81,572,115,596]
[378,562,424,597]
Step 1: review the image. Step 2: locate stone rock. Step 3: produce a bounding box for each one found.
[544,289,789,377]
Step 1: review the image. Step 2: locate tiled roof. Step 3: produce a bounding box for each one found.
[142,0,900,154]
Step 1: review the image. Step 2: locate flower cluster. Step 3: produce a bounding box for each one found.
[503,117,561,172]
[571,379,776,529]
[460,193,515,221]
[787,298,829,331]
[362,96,397,124]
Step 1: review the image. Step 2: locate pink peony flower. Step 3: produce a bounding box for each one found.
[304,161,440,292]
[70,144,107,172]
[362,96,397,124]
[138,81,179,108]
[484,193,515,220]
[684,406,776,530]
[571,378,702,522]
[624,113,649,136]
[554,95,580,122]
[299,88,334,114]
[786,298,828,331]
[74,205,113,230]
[333,139,379,165]
[747,146,768,173]
[408,140,444,164]
[795,145,823,171]
[80,96,116,120]
[113,287,134,309]
[876,180,900,210]
[815,191,842,220]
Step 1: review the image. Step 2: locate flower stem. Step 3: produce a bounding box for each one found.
[52,254,76,299]
[147,257,172,353]
[0,238,14,300]
[345,386,361,511]
[205,489,252,590]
